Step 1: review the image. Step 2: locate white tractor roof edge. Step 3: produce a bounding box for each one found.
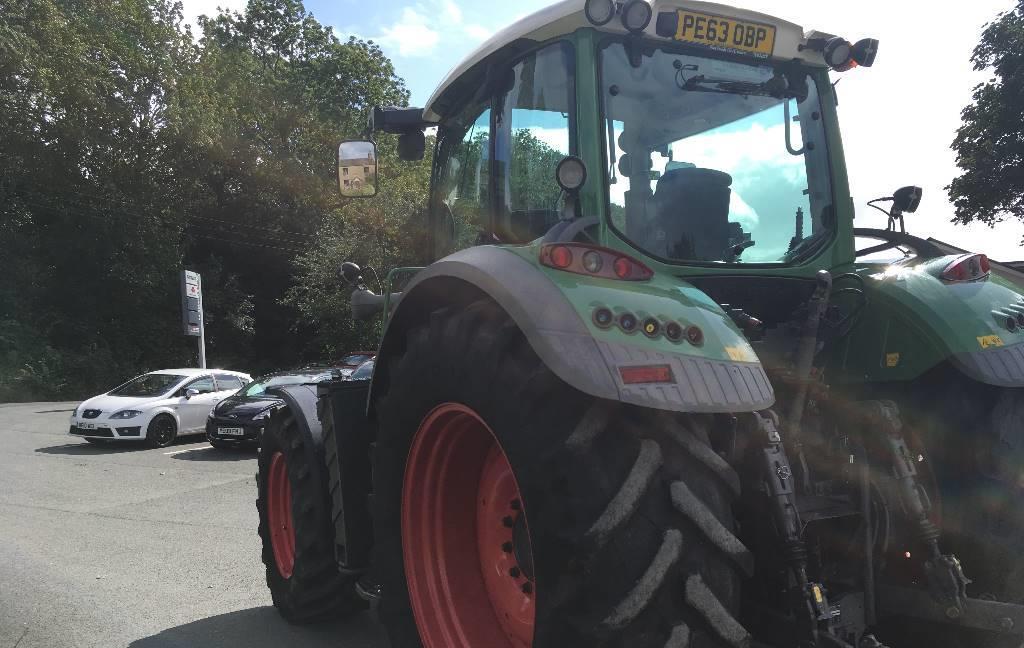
[423,0,829,123]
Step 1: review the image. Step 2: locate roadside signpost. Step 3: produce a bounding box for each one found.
[180,270,206,368]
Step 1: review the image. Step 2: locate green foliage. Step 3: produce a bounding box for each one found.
[0,0,423,400]
[0,0,195,399]
[949,2,1024,232]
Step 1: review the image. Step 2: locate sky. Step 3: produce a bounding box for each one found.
[179,0,1024,261]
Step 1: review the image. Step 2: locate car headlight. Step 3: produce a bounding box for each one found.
[252,410,271,421]
[110,410,142,419]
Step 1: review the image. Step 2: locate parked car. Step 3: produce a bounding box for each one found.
[205,368,337,449]
[346,358,375,381]
[69,369,252,448]
[336,351,375,376]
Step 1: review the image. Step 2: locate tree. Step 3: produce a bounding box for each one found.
[949,2,1024,232]
[0,0,195,399]
[169,0,413,371]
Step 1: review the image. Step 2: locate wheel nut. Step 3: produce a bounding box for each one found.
[509,566,521,578]
[503,516,515,528]
[502,541,514,553]
[510,499,521,510]
[522,582,533,594]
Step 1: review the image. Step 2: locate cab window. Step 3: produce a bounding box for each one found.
[494,41,575,243]
[433,101,491,257]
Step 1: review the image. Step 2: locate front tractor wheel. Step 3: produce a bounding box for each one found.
[256,411,364,623]
[374,301,751,648]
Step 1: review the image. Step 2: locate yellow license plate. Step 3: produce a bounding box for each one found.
[668,9,776,58]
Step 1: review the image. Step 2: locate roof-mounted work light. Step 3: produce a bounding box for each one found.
[621,0,652,33]
[851,38,879,67]
[805,35,879,72]
[584,0,615,26]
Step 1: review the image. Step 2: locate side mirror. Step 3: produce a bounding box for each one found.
[184,388,199,399]
[337,140,378,197]
[892,186,922,214]
[340,261,363,285]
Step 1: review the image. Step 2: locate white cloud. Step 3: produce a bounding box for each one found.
[373,0,496,58]
[376,8,441,57]
[442,0,462,25]
[464,23,492,41]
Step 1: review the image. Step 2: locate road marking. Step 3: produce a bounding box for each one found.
[163,446,212,456]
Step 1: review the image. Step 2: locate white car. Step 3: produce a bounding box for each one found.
[69,369,252,448]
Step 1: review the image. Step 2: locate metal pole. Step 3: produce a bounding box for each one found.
[197,275,207,369]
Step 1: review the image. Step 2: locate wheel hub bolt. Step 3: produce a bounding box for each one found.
[502,541,514,553]
[503,516,515,528]
[510,499,521,510]
[522,582,533,594]
[509,566,521,578]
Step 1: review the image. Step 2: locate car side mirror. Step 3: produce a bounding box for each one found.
[184,388,199,399]
[337,140,378,197]
[892,186,922,214]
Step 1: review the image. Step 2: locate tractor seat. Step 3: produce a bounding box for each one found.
[652,167,733,261]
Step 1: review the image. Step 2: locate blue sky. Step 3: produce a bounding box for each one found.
[181,0,1024,260]
[306,0,550,105]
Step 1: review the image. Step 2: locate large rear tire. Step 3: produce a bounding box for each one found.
[256,411,365,623]
[373,300,751,648]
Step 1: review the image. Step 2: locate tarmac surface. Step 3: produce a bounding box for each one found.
[0,401,388,648]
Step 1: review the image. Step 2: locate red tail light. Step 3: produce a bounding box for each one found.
[619,365,674,384]
[941,254,991,282]
[540,244,653,281]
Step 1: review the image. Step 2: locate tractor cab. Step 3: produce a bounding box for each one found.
[352,0,877,281]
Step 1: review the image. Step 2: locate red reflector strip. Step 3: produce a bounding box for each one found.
[619,365,674,385]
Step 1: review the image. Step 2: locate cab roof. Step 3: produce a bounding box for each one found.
[424,0,828,122]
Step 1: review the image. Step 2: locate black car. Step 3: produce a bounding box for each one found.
[205,368,335,448]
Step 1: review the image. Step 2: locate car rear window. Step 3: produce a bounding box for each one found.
[242,373,330,397]
[109,373,185,397]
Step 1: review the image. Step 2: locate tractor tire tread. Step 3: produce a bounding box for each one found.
[372,298,749,648]
[256,413,364,624]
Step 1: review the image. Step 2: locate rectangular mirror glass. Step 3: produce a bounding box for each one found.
[338,140,378,197]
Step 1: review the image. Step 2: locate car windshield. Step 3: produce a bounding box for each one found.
[242,373,330,397]
[109,373,185,397]
[350,360,375,380]
[600,41,833,265]
[340,354,373,365]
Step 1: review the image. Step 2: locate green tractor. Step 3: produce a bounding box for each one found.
[254,1,1024,646]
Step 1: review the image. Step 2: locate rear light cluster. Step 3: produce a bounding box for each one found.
[941,253,990,282]
[592,306,703,346]
[540,244,653,281]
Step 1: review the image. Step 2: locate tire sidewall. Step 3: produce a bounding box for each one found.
[257,418,294,596]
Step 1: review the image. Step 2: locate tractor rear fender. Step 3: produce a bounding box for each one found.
[830,260,1024,387]
[368,245,775,416]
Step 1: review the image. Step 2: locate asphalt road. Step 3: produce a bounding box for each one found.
[0,402,388,648]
